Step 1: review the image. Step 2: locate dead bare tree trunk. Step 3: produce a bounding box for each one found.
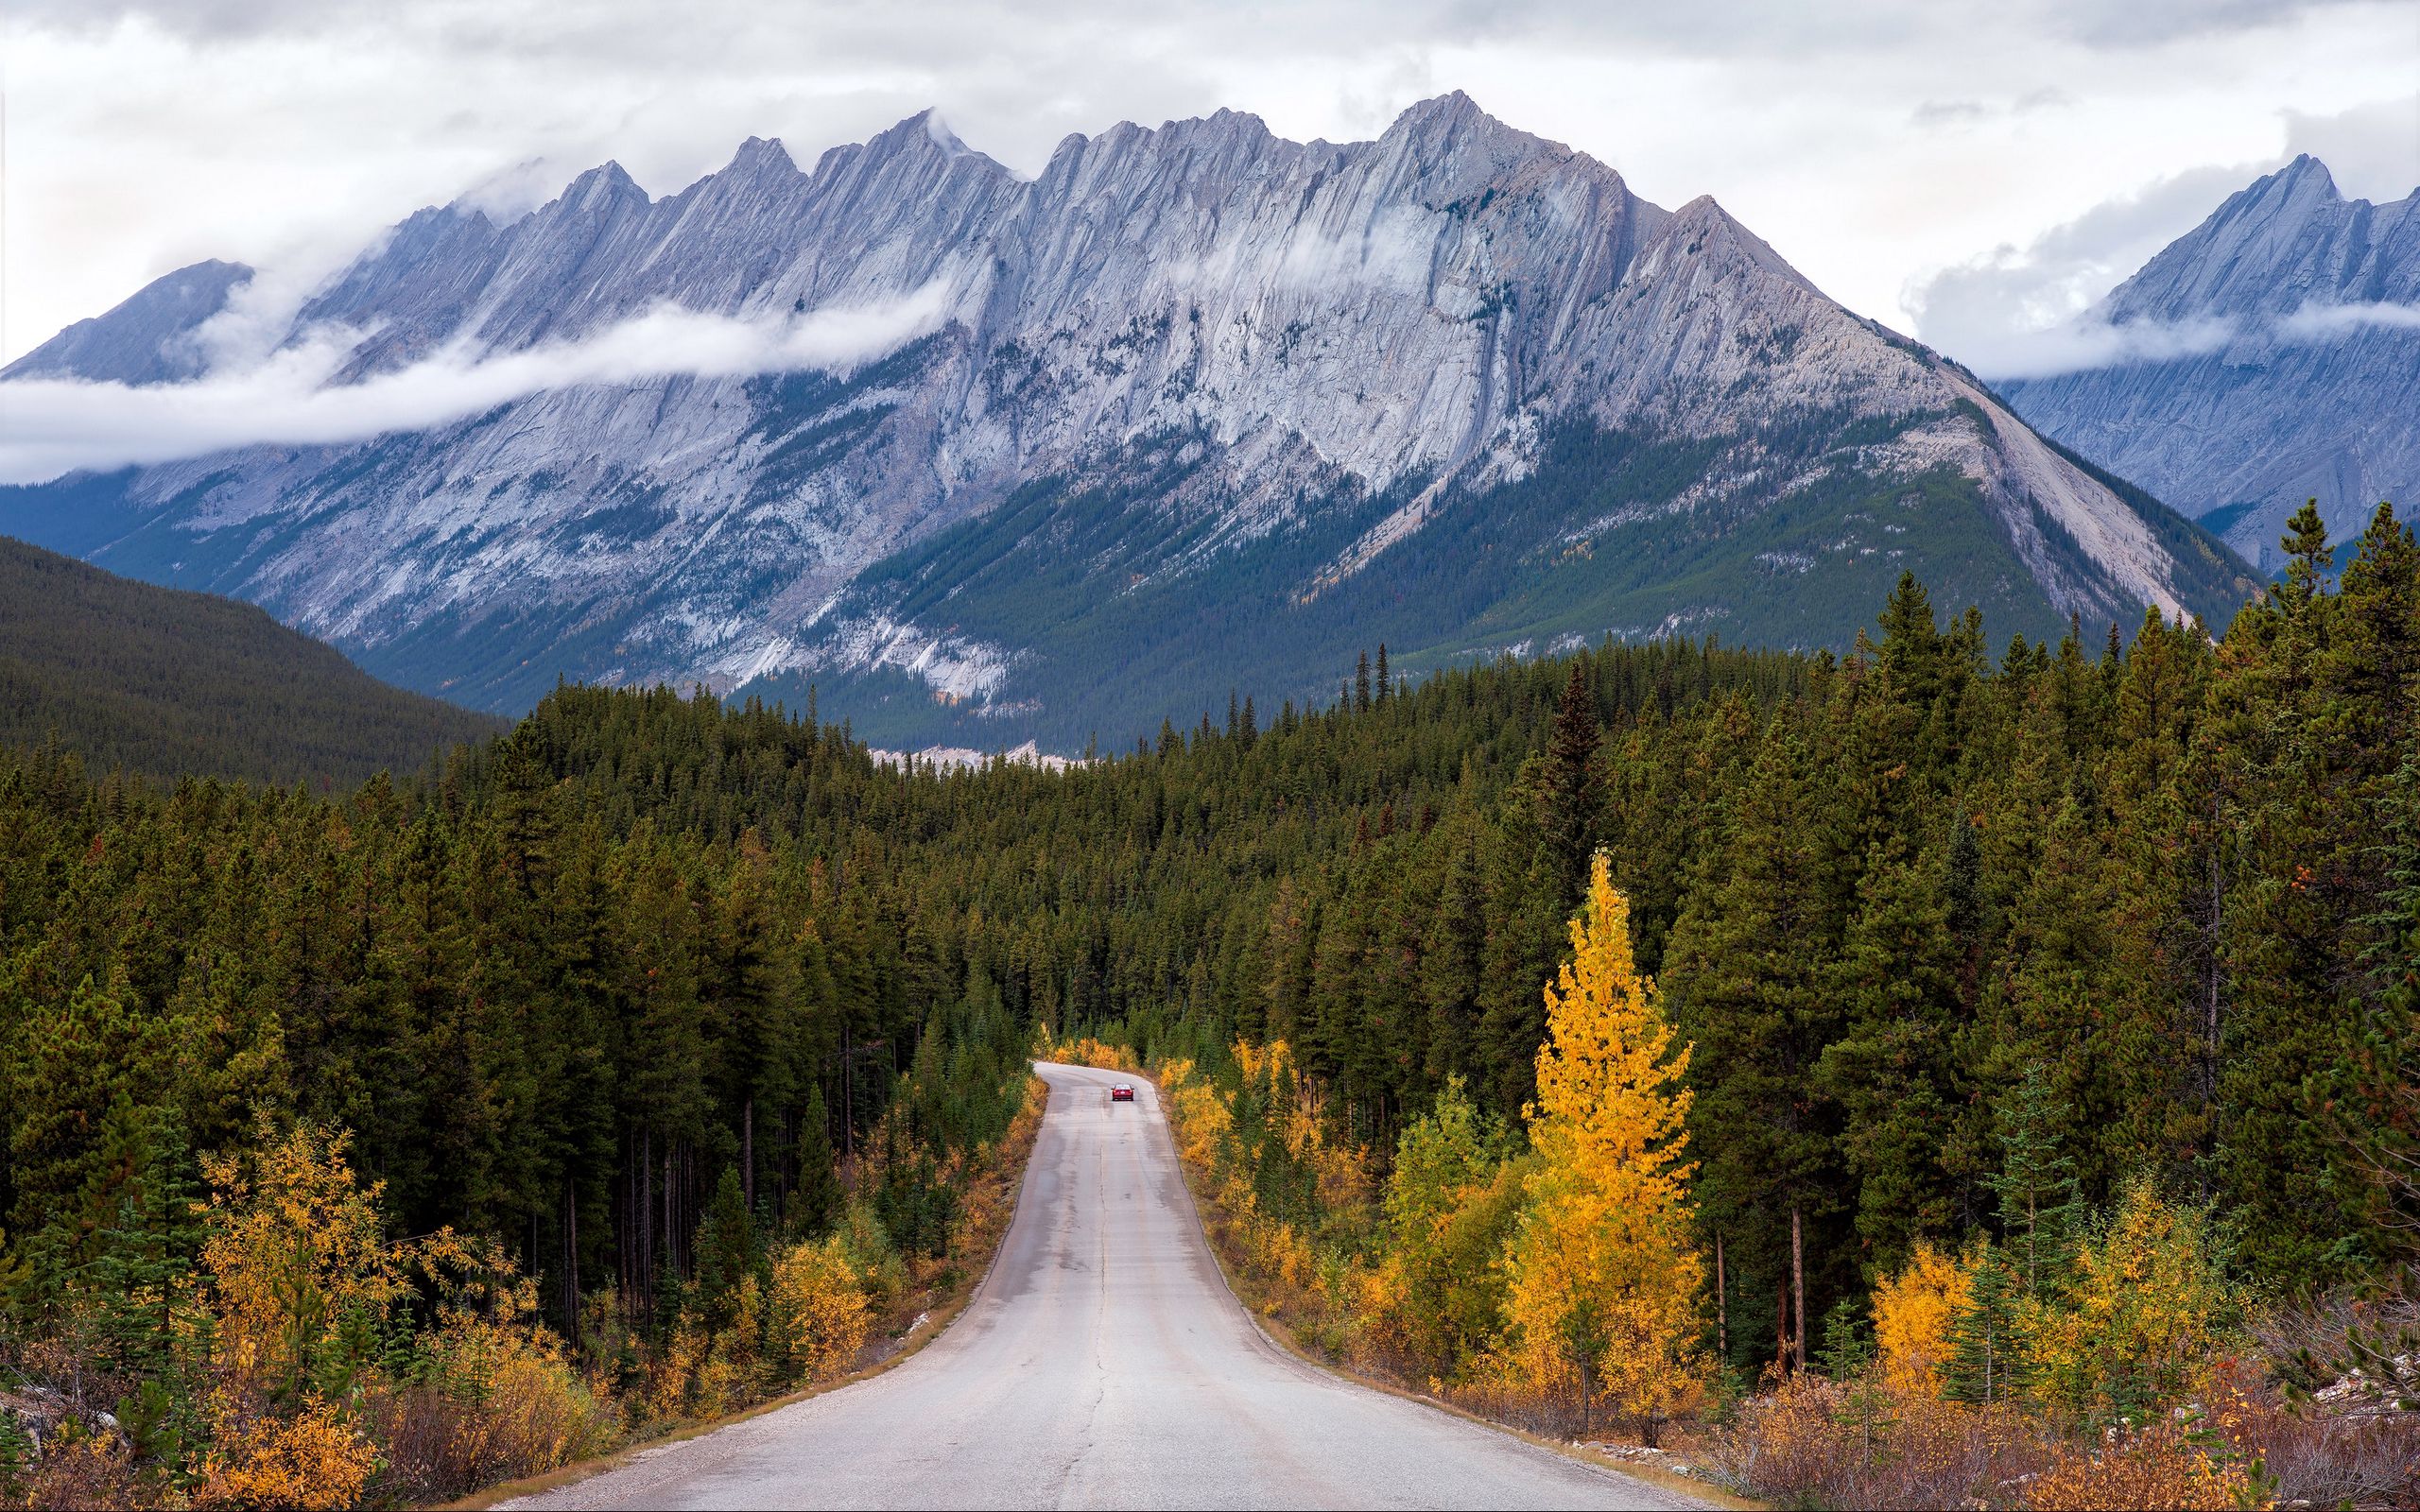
[1776,1270,1789,1371]
[1716,1231,1728,1364]
[562,1177,579,1338]
[1791,1205,1807,1373]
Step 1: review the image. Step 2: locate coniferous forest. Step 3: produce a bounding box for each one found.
[4,500,2418,1505]
[0,536,502,789]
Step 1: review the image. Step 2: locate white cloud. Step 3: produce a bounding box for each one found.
[0,284,954,484]
[2277,299,2420,337]
[1950,315,2239,380]
[1905,162,2270,376]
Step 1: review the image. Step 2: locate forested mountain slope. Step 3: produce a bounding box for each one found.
[1,94,2249,748]
[0,533,501,786]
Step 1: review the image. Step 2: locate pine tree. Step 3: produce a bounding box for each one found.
[1818,835,1964,1271]
[693,1166,760,1334]
[1663,720,1843,1371]
[792,1085,842,1238]
[1537,661,1603,900]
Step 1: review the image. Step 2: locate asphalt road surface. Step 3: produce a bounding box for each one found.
[513,1062,1703,1510]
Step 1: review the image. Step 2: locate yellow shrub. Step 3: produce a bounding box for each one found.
[1251,1219,1316,1292]
[19,1424,147,1510]
[2022,1177,2248,1420]
[1353,1250,1411,1354]
[646,1322,712,1422]
[1041,1034,1139,1072]
[434,1309,613,1475]
[768,1236,872,1383]
[834,1198,908,1311]
[194,1400,378,1511]
[687,1342,746,1420]
[1874,1242,1973,1397]
[198,1123,408,1394]
[1168,1081,1234,1173]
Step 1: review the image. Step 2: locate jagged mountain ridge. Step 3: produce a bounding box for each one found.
[2,94,2249,747]
[2003,156,2419,567]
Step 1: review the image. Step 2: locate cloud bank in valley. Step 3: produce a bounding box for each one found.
[0,285,955,486]
[1922,298,2420,384]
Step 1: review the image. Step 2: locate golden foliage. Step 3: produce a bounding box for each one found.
[1162,1062,1233,1175]
[197,1122,408,1394]
[768,1236,872,1383]
[442,1314,612,1474]
[1499,854,1703,1437]
[1874,1242,1974,1397]
[15,1424,148,1511]
[1039,1033,1140,1073]
[2021,1177,2249,1420]
[193,1399,378,1511]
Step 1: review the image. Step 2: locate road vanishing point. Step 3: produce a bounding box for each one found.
[512,1062,1704,1510]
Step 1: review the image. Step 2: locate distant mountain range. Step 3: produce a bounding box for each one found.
[2003,156,2417,570]
[0,534,501,787]
[1,94,2251,750]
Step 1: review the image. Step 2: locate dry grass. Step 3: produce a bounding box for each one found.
[1703,1370,2043,1510]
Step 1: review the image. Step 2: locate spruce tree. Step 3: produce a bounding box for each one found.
[1988,1062,2083,1297]
[1941,1245,2024,1405]
[694,1166,760,1333]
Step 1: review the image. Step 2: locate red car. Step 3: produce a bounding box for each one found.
[1110,1084,1135,1102]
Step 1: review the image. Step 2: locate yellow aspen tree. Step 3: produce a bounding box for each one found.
[1500,852,1704,1443]
[1871,1241,1973,1396]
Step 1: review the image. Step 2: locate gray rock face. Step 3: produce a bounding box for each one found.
[0,95,2248,743]
[2003,157,2420,567]
[8,259,253,386]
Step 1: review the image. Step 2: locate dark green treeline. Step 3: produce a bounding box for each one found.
[3,502,2414,1371]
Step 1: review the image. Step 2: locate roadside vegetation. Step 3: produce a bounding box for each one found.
[2,500,2415,1505]
[0,1006,1037,1507]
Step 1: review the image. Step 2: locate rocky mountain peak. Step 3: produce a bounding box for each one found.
[2268,152,2343,202]
[4,258,254,387]
[2004,153,2418,562]
[1374,91,1564,194]
[1642,195,1815,291]
[724,134,800,177]
[3,98,2249,748]
[562,160,648,215]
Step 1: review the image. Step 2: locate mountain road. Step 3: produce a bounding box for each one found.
[510,1061,1703,1510]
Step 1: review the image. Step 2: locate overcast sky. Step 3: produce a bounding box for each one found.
[3,0,2416,375]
